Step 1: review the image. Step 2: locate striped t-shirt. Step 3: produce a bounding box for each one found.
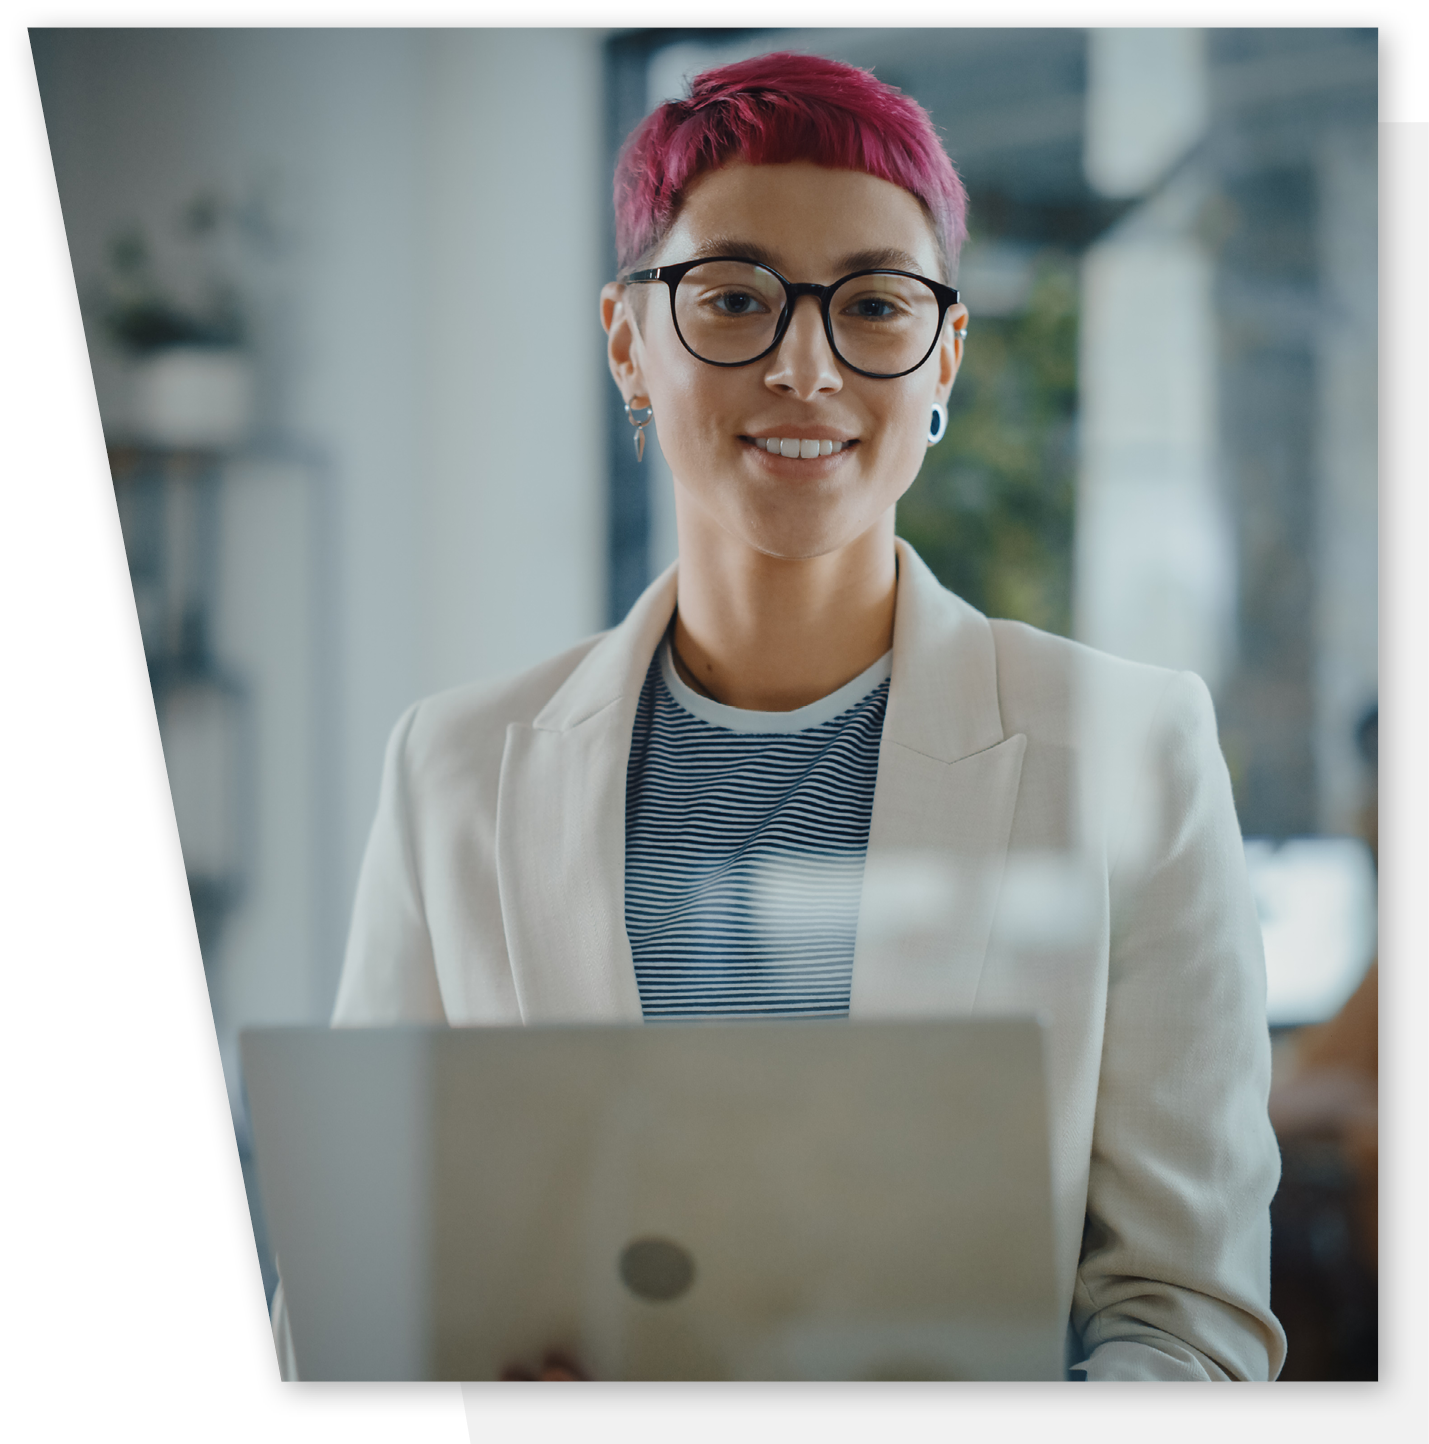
[624,637,890,1021]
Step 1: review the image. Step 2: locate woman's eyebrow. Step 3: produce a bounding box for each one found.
[834,247,923,273]
[683,239,926,276]
[686,237,782,267]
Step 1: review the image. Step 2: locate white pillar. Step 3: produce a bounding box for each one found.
[1075,30,1233,691]
[1084,28,1209,199]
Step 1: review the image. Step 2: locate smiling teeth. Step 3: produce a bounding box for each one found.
[762,438,843,457]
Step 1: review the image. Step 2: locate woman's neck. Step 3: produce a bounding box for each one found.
[670,512,898,712]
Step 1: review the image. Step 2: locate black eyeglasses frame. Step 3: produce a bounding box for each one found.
[621,256,960,380]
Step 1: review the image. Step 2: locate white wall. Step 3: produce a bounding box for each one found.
[35,28,610,1032]
[418,30,606,698]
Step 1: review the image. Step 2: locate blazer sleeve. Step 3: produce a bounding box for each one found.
[330,703,448,1025]
[1072,670,1287,1381]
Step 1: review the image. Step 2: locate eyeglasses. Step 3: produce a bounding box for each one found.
[622,256,960,379]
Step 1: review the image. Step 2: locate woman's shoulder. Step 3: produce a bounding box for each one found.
[896,542,1210,756]
[986,615,1215,751]
[391,632,610,780]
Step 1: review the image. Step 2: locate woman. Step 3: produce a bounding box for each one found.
[296,52,1284,1381]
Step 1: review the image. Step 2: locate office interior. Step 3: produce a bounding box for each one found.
[31,27,1378,1380]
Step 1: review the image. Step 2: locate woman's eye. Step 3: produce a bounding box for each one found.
[847,297,899,320]
[711,291,765,316]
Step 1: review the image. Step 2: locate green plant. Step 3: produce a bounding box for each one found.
[96,192,252,355]
[897,254,1079,636]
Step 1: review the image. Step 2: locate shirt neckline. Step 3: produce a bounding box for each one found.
[657,639,892,735]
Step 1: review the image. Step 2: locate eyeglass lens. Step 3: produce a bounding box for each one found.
[671,260,943,375]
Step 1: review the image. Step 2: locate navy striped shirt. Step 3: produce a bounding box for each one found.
[624,638,890,1020]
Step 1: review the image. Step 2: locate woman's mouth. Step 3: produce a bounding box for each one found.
[746,436,854,458]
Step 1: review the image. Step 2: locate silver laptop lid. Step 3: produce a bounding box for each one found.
[242,1017,1061,1381]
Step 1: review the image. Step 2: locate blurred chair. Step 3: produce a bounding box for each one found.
[1266,704,1377,1380]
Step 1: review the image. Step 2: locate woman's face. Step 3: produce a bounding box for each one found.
[603,161,966,563]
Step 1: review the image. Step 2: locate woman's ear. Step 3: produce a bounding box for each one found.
[602,282,647,404]
[936,302,968,404]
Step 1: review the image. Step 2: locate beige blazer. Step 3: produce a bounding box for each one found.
[327,539,1286,1381]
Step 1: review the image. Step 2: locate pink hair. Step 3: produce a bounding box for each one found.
[614,51,969,279]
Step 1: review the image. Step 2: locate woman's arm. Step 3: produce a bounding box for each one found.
[1073,670,1287,1381]
[331,703,447,1027]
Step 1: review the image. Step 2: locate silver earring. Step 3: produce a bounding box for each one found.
[625,400,653,463]
[927,401,948,447]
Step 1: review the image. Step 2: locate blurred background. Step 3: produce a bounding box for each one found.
[31,27,1377,1378]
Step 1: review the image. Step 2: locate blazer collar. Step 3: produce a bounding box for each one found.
[529,538,1004,750]
[497,541,1020,1024]
[495,564,677,1023]
[531,563,679,733]
[851,541,1024,1018]
[885,537,1006,761]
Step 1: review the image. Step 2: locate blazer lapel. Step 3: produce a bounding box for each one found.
[850,542,1026,1018]
[495,566,677,1023]
[495,541,1023,1023]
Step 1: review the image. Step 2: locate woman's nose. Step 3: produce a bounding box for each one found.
[762,296,843,399]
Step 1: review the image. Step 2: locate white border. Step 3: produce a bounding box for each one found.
[3,7,1422,1442]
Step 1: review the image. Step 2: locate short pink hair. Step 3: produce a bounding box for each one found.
[614,51,969,280]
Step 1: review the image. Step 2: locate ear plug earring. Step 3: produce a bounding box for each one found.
[625,399,654,463]
[927,401,948,446]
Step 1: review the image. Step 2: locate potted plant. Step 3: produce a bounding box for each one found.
[96,192,257,450]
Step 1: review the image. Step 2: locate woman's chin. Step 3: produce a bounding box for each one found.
[673,463,901,563]
[726,503,894,563]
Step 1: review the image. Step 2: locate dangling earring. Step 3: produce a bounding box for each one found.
[625,399,654,463]
[927,401,948,447]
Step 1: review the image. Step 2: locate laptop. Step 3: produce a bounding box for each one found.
[241,1017,1063,1380]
